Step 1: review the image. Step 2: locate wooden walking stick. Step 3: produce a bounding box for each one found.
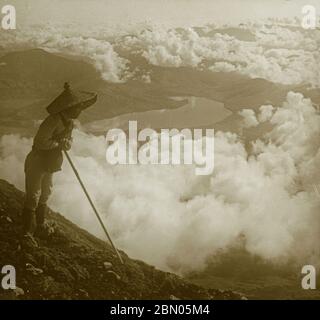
[63,150,124,264]
[49,84,122,261]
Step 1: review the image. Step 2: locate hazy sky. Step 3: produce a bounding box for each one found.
[2,0,320,28]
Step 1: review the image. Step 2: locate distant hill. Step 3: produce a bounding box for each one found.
[0,49,100,98]
[0,48,319,139]
[0,49,185,135]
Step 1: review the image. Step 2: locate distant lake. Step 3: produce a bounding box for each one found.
[85,96,232,133]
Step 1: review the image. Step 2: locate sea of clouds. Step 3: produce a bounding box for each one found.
[1,22,319,86]
[1,92,319,273]
[0,21,320,273]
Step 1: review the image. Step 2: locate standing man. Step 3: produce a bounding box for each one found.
[22,83,97,244]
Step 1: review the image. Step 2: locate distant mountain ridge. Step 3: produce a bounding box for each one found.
[0,48,100,98]
[0,48,319,139]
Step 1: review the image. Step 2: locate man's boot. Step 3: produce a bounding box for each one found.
[35,204,48,227]
[22,207,36,235]
[21,207,38,248]
[35,204,54,239]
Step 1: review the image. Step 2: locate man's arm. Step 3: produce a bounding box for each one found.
[33,115,60,150]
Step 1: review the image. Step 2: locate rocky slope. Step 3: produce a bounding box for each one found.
[0,179,244,300]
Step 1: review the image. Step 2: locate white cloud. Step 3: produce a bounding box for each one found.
[1,91,319,273]
[0,27,130,83]
[239,109,259,128]
[209,61,237,72]
[1,23,319,86]
[258,104,274,123]
[121,24,320,87]
[141,73,151,83]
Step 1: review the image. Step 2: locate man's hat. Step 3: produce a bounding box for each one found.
[47,83,98,115]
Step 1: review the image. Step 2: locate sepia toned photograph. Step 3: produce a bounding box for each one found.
[0,0,320,306]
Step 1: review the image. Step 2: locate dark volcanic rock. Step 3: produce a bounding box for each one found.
[0,179,244,300]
